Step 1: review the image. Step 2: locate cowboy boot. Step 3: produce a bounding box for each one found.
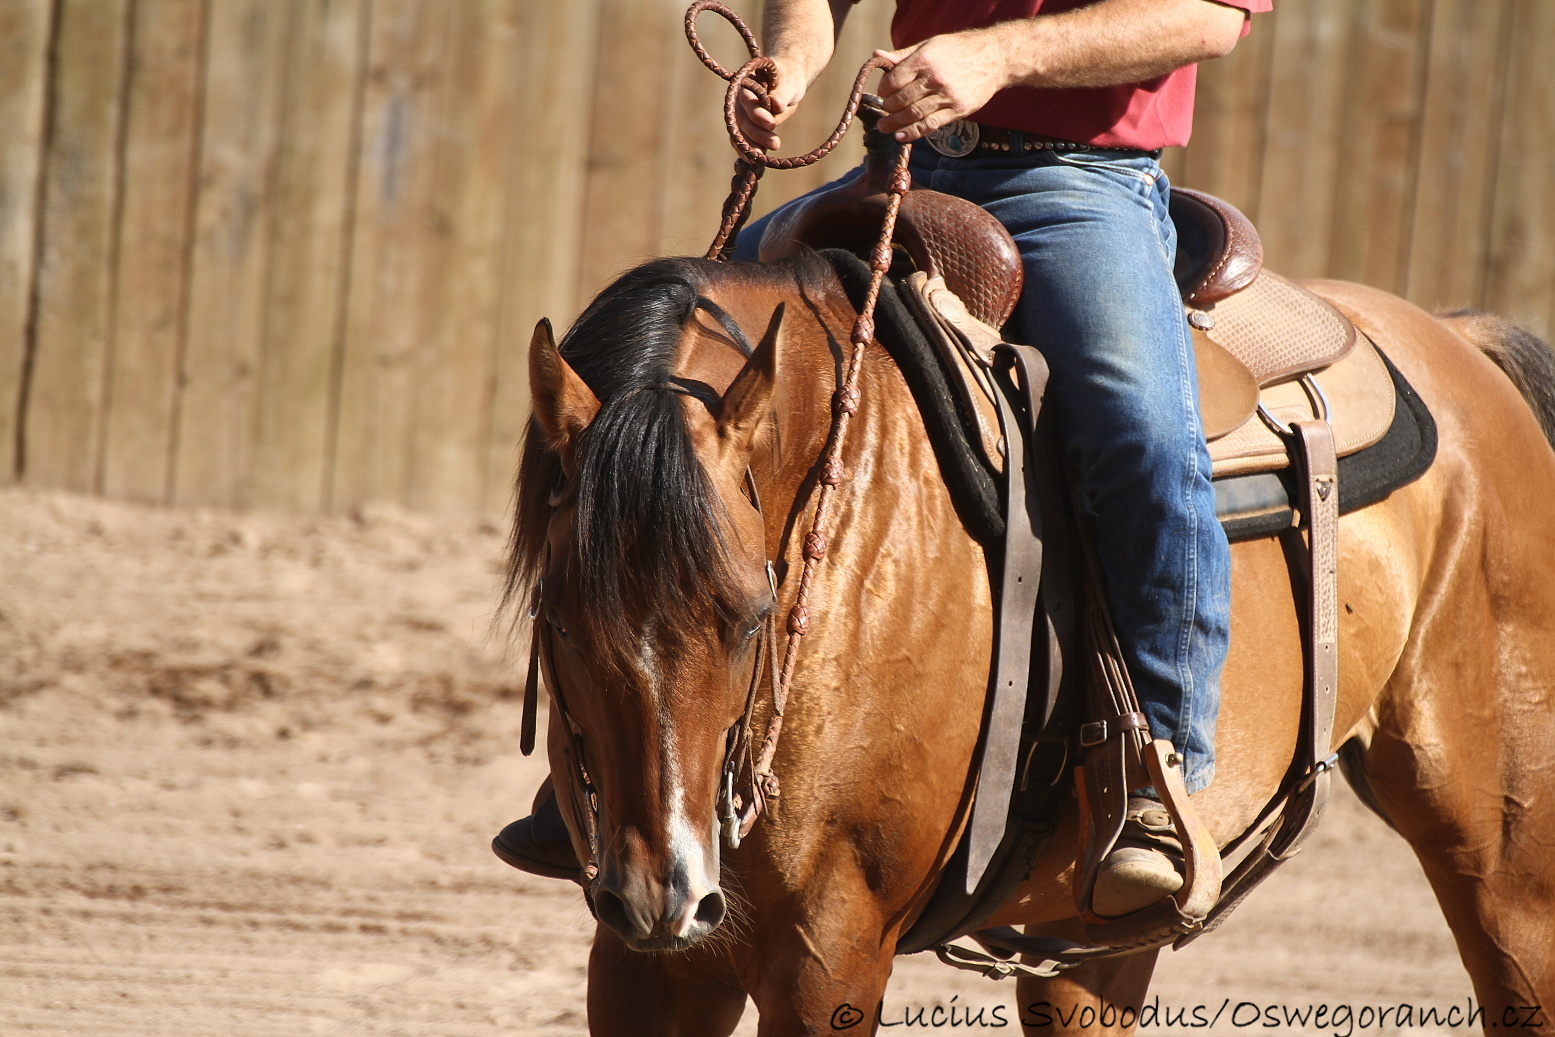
[1090,796,1186,917]
[491,777,581,881]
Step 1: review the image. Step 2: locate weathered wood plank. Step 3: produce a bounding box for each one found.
[330,0,452,511]
[482,0,601,517]
[1402,0,1513,314]
[10,0,1553,517]
[1178,11,1276,218]
[172,0,294,508]
[99,0,205,504]
[1253,0,1356,279]
[0,0,55,484]
[1327,0,1433,293]
[248,0,367,512]
[576,0,682,300]
[657,0,745,259]
[23,0,130,492]
[397,0,518,515]
[1484,0,1555,340]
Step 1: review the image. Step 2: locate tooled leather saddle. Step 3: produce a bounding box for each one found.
[757,123,1437,974]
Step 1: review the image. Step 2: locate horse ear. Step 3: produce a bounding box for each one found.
[717,303,783,458]
[529,318,599,464]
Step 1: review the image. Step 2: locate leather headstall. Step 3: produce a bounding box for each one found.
[522,558,603,885]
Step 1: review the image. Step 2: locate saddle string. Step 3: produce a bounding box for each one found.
[685,1,914,841]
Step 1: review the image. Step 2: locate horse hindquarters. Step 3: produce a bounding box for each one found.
[1315,283,1555,1019]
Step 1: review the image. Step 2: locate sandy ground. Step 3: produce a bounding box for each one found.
[0,488,1479,1036]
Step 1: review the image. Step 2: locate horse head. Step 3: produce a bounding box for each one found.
[514,260,789,952]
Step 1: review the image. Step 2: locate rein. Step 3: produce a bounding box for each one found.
[685,1,912,843]
[684,1,900,260]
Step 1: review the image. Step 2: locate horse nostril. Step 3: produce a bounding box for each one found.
[694,889,727,931]
[593,887,641,939]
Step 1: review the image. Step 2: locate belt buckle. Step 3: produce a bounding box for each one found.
[926,119,980,158]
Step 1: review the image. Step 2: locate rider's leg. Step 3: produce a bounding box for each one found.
[910,141,1230,914]
[911,142,1230,794]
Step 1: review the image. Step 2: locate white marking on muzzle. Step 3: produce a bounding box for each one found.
[664,739,721,937]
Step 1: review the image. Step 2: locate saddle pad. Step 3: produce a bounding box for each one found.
[1213,347,1438,542]
[1208,331,1395,479]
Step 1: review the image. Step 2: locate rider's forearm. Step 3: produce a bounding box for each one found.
[986,0,1247,90]
[762,0,853,89]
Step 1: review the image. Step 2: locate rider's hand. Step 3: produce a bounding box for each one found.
[735,53,809,151]
[874,30,1011,142]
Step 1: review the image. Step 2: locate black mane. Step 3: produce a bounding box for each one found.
[506,257,778,660]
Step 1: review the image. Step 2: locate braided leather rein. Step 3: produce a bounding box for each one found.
[684,2,912,841]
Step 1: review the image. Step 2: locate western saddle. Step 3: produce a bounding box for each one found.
[760,158,1395,484]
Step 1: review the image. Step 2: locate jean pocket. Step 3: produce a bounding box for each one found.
[1050,150,1161,188]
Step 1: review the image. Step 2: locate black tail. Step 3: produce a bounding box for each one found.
[1443,310,1555,450]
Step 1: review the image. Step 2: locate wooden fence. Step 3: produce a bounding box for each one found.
[0,0,1550,518]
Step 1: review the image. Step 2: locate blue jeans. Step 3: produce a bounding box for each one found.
[735,137,1229,793]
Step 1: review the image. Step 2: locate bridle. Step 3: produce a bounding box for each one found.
[715,469,780,850]
[516,1,913,879]
[521,463,776,883]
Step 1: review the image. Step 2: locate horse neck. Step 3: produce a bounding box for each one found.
[670,266,958,569]
[733,293,996,874]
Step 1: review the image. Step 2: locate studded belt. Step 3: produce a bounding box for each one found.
[925,119,1158,160]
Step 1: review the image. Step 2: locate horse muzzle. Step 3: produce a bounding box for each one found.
[592,845,727,952]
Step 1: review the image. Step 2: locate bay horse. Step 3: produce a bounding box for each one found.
[511,245,1555,1034]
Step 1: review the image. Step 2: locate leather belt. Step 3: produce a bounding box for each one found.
[969,125,1098,154]
[924,119,1160,160]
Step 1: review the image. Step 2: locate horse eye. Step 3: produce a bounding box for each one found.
[546,608,571,641]
[740,624,760,643]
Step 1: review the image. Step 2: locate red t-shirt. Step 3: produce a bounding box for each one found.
[888,0,1272,150]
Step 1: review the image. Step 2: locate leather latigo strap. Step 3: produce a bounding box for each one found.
[1264,420,1341,862]
[964,343,1051,894]
[1292,419,1340,791]
[1177,418,1341,946]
